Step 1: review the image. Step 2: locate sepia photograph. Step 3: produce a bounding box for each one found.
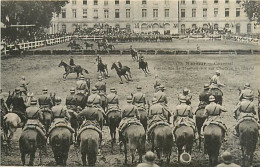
[1,0,260,166]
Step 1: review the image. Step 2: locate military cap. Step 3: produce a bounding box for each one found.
[209,95,215,102]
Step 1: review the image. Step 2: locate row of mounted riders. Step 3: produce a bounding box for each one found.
[67,40,115,51]
[1,85,259,166]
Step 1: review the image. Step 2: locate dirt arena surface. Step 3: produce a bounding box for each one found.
[35,39,260,51]
[1,53,260,166]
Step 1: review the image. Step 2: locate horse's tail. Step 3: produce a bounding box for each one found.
[83,68,89,74]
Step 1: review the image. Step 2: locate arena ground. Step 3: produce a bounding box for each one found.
[35,39,260,51]
[1,41,260,166]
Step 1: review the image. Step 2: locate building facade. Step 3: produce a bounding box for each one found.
[50,0,255,34]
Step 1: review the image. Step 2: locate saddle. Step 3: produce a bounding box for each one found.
[237,113,259,128]
[118,117,142,134]
[203,116,227,132]
[106,105,120,116]
[147,118,169,141]
[77,120,102,142]
[48,118,75,135]
[23,119,46,139]
[173,117,196,134]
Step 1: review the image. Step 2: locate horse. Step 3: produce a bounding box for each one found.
[139,60,150,76]
[49,127,72,165]
[19,128,44,166]
[96,41,106,51]
[130,49,138,61]
[204,124,224,166]
[121,124,146,164]
[138,107,148,131]
[174,125,194,162]
[58,60,89,79]
[106,107,121,152]
[79,129,100,166]
[209,88,223,105]
[151,124,173,164]
[239,119,259,166]
[111,62,132,84]
[106,44,115,51]
[84,41,93,50]
[195,107,207,150]
[67,42,83,50]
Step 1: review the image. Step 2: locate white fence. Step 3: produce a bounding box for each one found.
[1,36,72,55]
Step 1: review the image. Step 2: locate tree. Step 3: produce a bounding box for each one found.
[242,0,260,24]
[1,1,68,40]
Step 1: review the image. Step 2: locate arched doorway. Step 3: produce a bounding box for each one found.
[247,23,251,34]
[164,23,170,35]
[236,23,240,34]
[141,23,148,33]
[152,23,159,32]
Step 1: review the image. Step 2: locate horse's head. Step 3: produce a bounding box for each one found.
[58,60,64,67]
[111,62,116,70]
[6,91,14,108]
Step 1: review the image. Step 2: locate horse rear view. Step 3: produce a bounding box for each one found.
[80,129,100,166]
[3,113,21,144]
[49,127,72,165]
[19,129,43,166]
[204,124,224,166]
[239,119,259,166]
[122,124,146,164]
[152,125,173,164]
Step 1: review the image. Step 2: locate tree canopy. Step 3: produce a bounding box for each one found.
[243,0,260,24]
[1,1,68,27]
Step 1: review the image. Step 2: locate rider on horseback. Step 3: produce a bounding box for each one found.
[10,87,27,126]
[239,83,254,101]
[202,95,228,139]
[96,54,102,72]
[24,97,47,144]
[118,96,140,142]
[0,88,9,114]
[138,54,145,69]
[88,87,106,118]
[76,75,88,95]
[38,88,53,112]
[50,97,74,144]
[173,96,195,134]
[234,92,258,136]
[106,87,119,112]
[19,76,29,96]
[132,86,146,109]
[199,84,211,107]
[209,70,225,89]
[70,56,75,66]
[95,76,106,94]
[66,87,77,111]
[153,85,171,118]
[178,88,192,105]
[117,60,123,70]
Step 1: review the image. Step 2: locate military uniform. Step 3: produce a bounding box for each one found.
[210,73,224,89]
[239,88,254,101]
[24,103,46,141]
[19,79,29,96]
[149,103,168,121]
[153,78,161,90]
[132,91,146,107]
[88,92,106,117]
[38,94,53,110]
[199,89,211,106]
[66,94,77,111]
[178,93,192,105]
[70,57,75,66]
[154,90,168,105]
[77,107,100,122]
[95,80,106,93]
[11,92,26,124]
[106,91,119,112]
[76,79,88,94]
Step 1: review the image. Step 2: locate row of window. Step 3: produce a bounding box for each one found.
[70,0,173,6]
[181,8,241,18]
[72,0,131,5]
[61,8,170,19]
[181,0,241,4]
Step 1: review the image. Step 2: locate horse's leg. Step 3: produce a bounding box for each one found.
[119,76,123,84]
[21,152,26,166]
[124,75,129,83]
[124,143,128,164]
[177,146,182,162]
[198,126,202,151]
[242,147,245,167]
[39,148,42,165]
[29,152,35,166]
[81,152,87,166]
[131,149,135,164]
[110,127,114,153]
